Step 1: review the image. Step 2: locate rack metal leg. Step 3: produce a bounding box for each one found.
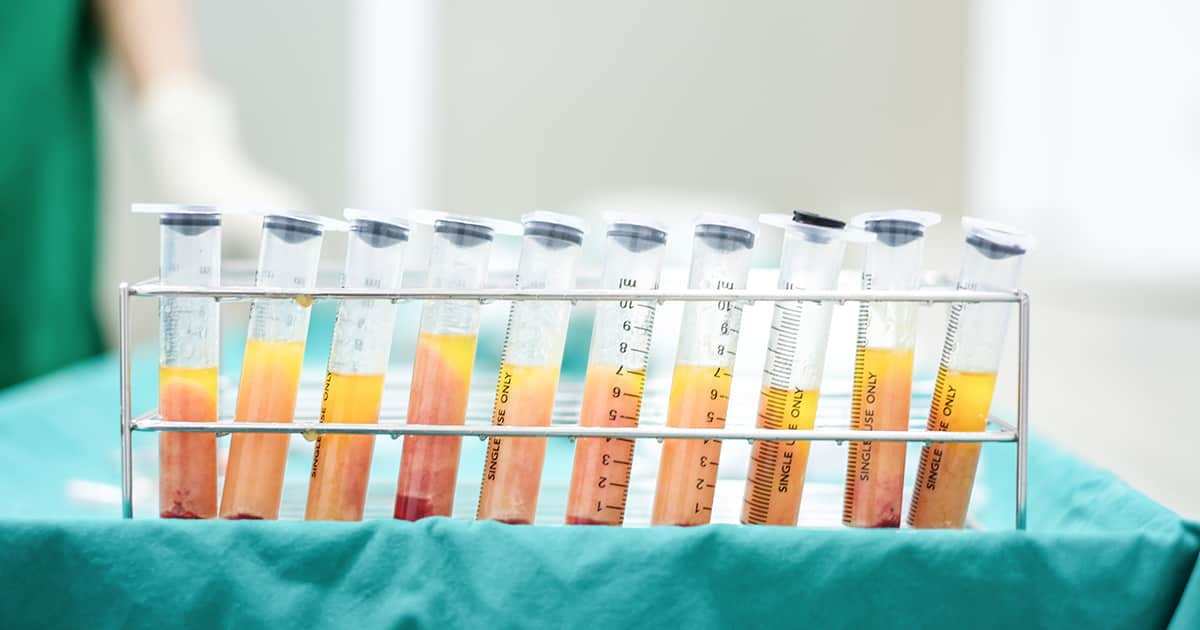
[1015,291,1030,530]
[119,283,133,519]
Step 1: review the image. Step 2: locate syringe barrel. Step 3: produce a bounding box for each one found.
[856,211,941,349]
[158,211,221,369]
[417,219,496,336]
[246,215,326,343]
[500,216,584,367]
[941,221,1030,373]
[762,223,847,390]
[675,220,756,367]
[327,216,409,375]
[586,220,668,368]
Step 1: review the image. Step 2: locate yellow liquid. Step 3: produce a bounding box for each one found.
[158,366,219,518]
[394,332,479,520]
[305,372,386,521]
[477,363,561,524]
[652,364,734,526]
[741,386,819,525]
[908,368,998,528]
[565,365,647,525]
[843,347,915,528]
[220,339,307,520]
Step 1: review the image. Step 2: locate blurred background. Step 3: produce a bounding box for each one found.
[68,0,1200,518]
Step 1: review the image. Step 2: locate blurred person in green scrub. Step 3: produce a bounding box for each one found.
[0,0,298,388]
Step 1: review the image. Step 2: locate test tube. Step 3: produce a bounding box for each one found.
[393,212,520,520]
[476,211,586,525]
[842,209,941,528]
[908,218,1033,528]
[305,210,410,521]
[652,214,756,526]
[220,211,342,520]
[134,203,223,519]
[565,215,668,526]
[741,211,856,526]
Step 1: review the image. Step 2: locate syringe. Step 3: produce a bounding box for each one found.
[842,209,941,528]
[134,203,224,519]
[652,214,756,527]
[476,211,586,525]
[393,212,520,520]
[220,211,344,520]
[305,209,410,521]
[741,211,856,526]
[565,215,668,526]
[908,218,1033,528]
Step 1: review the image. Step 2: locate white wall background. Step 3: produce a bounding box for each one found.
[966,0,1200,517]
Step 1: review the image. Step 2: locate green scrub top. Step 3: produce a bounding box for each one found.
[0,0,102,388]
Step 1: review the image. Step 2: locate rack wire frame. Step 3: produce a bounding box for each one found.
[118,280,1031,529]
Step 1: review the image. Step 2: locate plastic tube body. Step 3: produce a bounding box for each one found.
[652,219,755,526]
[742,222,846,525]
[306,217,408,521]
[221,216,326,520]
[157,211,221,518]
[394,218,496,520]
[843,211,939,528]
[477,215,584,524]
[909,222,1029,528]
[566,221,666,525]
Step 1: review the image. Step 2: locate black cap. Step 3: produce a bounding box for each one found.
[608,222,667,253]
[865,219,924,247]
[264,215,323,244]
[352,219,409,249]
[792,211,846,230]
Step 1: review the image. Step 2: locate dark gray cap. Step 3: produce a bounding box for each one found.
[435,218,494,247]
[264,214,324,244]
[608,222,667,253]
[352,219,409,249]
[695,220,755,252]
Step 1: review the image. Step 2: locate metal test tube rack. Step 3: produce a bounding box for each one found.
[118,281,1031,528]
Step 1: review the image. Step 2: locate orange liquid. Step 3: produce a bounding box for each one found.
[565,366,646,525]
[908,369,997,528]
[476,363,560,524]
[158,366,219,518]
[843,347,915,528]
[741,387,819,526]
[394,333,478,520]
[305,372,386,521]
[652,364,734,526]
[219,339,306,520]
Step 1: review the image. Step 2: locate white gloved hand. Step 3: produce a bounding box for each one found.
[136,74,305,257]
